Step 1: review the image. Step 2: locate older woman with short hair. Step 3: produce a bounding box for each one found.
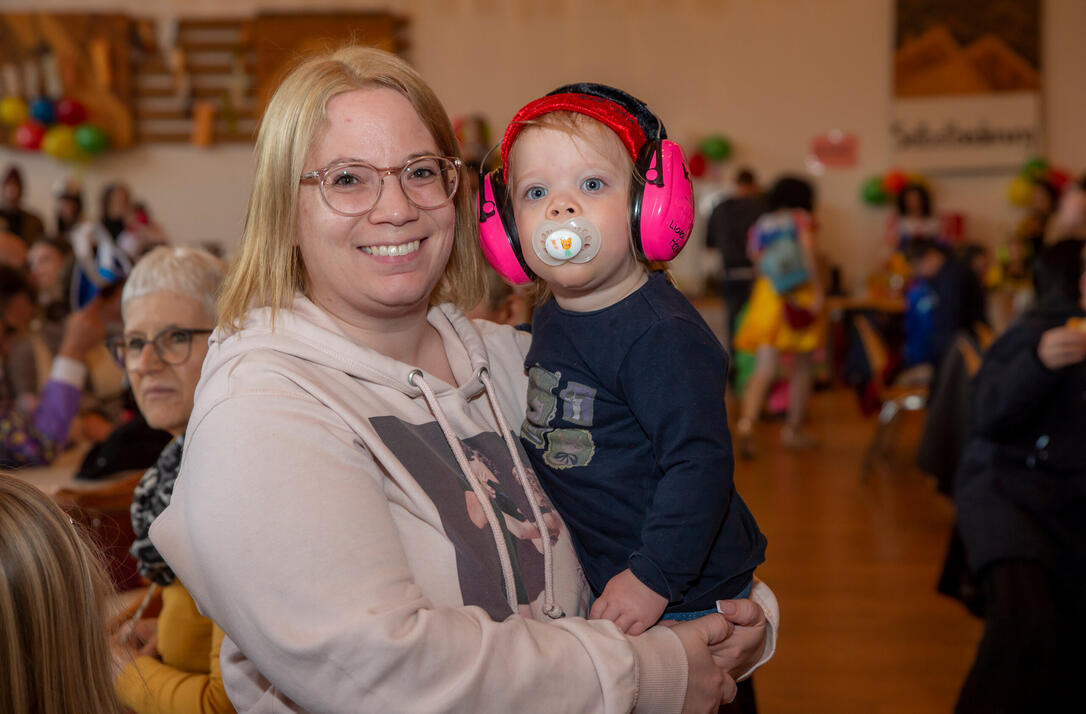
[108,245,234,714]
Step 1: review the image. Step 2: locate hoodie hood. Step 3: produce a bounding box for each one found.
[203,296,492,401]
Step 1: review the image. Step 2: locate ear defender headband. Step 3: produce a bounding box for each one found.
[477,82,695,285]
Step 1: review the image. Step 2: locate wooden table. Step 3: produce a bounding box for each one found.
[9,443,95,495]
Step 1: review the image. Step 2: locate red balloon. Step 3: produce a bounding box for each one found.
[13,120,46,150]
[688,152,707,179]
[55,97,87,126]
[1046,167,1071,193]
[882,169,907,196]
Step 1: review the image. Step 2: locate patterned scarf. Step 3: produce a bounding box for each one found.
[129,434,184,586]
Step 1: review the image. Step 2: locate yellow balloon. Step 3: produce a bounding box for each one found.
[0,96,28,126]
[1007,175,1032,207]
[42,125,78,161]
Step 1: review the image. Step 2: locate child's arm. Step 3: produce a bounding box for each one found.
[615,316,745,615]
[589,568,667,635]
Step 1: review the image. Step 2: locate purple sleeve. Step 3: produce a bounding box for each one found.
[33,379,81,447]
[0,379,83,467]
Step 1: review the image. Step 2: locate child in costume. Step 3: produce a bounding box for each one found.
[479,83,766,636]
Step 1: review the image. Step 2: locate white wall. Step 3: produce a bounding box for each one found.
[4,0,1084,290]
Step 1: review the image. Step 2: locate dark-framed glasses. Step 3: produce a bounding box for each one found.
[107,327,213,369]
[300,155,461,216]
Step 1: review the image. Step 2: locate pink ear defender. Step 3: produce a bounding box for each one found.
[631,139,695,261]
[476,83,695,283]
[478,167,534,285]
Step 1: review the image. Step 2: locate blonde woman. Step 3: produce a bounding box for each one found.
[0,473,123,714]
[150,46,778,713]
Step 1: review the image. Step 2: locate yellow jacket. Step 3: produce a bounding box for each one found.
[115,581,235,714]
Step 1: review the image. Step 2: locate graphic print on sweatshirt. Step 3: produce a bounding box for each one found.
[520,365,597,470]
[370,416,562,621]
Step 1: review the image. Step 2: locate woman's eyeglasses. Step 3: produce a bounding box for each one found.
[107,327,213,369]
[300,155,461,216]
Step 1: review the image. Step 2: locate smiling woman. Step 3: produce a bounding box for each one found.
[147,45,776,714]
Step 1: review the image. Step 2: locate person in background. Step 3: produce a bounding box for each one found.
[902,237,987,376]
[734,176,825,456]
[108,246,234,713]
[117,201,170,262]
[70,184,134,311]
[706,167,766,351]
[1045,174,1086,244]
[0,473,124,714]
[886,182,941,252]
[953,238,1086,713]
[1015,178,1059,259]
[0,166,45,246]
[53,177,84,242]
[0,266,108,467]
[149,46,775,713]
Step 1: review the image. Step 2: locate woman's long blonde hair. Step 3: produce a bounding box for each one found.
[0,474,123,714]
[218,45,484,330]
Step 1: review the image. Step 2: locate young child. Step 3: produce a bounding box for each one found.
[479,83,767,636]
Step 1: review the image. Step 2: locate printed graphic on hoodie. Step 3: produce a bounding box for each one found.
[521,365,597,470]
[370,416,562,621]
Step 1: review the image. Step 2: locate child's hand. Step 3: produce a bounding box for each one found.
[589,569,668,635]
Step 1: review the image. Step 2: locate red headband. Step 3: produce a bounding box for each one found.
[500,93,648,180]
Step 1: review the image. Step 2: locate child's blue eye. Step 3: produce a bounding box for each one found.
[582,178,604,192]
[526,186,547,200]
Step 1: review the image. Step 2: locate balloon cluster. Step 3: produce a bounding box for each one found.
[0,96,109,161]
[687,134,732,179]
[859,168,928,206]
[1006,157,1071,207]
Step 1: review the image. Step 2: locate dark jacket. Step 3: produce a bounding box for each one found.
[706,195,766,274]
[954,296,1086,592]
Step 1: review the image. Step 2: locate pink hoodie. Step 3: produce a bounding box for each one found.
[151,297,777,712]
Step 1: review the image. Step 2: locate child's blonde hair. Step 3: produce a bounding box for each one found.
[0,474,123,714]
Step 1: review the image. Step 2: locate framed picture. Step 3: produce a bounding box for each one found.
[891,0,1041,172]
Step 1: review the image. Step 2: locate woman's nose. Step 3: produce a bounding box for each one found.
[131,343,163,373]
[369,172,418,225]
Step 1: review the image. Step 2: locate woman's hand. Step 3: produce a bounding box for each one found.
[667,614,737,713]
[714,598,768,679]
[110,617,160,671]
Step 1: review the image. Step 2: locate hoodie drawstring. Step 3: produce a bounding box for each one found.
[479,368,564,619]
[409,368,563,620]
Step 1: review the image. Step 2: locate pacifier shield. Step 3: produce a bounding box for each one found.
[531,218,602,267]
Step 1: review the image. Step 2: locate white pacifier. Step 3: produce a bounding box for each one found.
[531,217,603,267]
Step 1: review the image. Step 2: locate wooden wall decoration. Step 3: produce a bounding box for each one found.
[0,11,405,149]
[0,13,135,149]
[253,13,407,117]
[135,12,406,145]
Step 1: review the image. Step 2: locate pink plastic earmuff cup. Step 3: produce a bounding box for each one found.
[637,140,694,262]
[478,172,533,286]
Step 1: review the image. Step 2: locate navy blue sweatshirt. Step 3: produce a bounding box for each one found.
[520,272,766,612]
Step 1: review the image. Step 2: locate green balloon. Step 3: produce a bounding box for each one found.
[74,123,109,155]
[699,134,732,162]
[860,175,889,205]
[1021,156,1047,180]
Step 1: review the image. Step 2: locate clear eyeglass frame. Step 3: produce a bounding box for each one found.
[300,155,462,217]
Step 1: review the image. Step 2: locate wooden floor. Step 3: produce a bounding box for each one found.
[732,388,983,714]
